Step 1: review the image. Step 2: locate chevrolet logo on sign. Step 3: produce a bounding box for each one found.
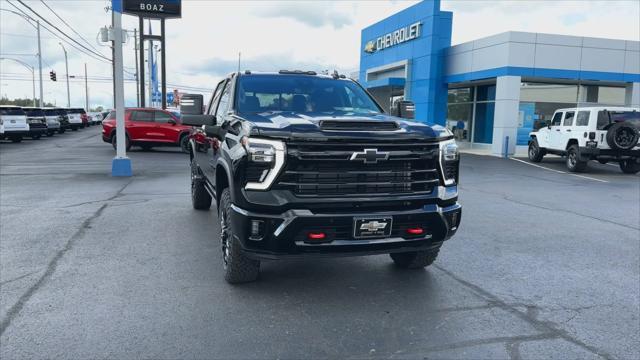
[363,21,421,54]
[364,41,377,54]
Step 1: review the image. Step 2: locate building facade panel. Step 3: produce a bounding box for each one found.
[358,1,639,155]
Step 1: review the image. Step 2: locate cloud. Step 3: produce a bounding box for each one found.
[560,13,588,26]
[251,2,353,29]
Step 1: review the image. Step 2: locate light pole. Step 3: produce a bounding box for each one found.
[0,9,44,106]
[59,42,70,107]
[1,57,35,106]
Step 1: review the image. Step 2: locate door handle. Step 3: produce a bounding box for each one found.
[555,129,561,131]
[566,129,571,132]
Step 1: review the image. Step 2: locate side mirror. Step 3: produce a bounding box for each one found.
[395,100,415,119]
[204,125,226,139]
[168,119,176,125]
[180,94,205,115]
[181,114,216,126]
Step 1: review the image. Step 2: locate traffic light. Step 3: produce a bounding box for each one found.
[50,70,57,81]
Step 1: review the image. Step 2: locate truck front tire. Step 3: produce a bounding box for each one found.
[390,249,439,269]
[566,145,587,172]
[219,188,260,284]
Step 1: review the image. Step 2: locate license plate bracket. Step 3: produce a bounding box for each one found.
[353,217,393,239]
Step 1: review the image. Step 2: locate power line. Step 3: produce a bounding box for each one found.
[12,0,111,63]
[6,1,112,64]
[39,0,105,56]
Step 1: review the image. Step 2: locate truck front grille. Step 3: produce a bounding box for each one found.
[276,141,441,197]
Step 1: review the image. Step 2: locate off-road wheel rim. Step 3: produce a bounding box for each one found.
[528,143,538,159]
[568,149,577,168]
[190,161,198,201]
[220,208,230,269]
[615,128,635,149]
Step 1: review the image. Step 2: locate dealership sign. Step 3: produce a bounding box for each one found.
[364,21,422,54]
[122,0,182,18]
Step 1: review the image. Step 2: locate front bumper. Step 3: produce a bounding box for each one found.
[230,202,461,260]
[46,122,60,130]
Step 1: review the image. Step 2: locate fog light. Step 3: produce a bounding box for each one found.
[406,227,424,235]
[307,232,326,240]
[249,220,264,240]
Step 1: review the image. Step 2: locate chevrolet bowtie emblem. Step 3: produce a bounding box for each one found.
[360,221,388,232]
[350,149,389,164]
[364,41,376,53]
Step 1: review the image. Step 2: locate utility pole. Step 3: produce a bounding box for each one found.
[84,63,89,110]
[59,42,70,107]
[134,28,140,107]
[37,20,43,107]
[111,10,116,109]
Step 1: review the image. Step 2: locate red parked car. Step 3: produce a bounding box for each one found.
[101,108,192,152]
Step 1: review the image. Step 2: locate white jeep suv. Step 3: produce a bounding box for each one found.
[528,107,640,174]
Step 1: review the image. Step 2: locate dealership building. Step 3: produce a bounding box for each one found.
[357,0,640,155]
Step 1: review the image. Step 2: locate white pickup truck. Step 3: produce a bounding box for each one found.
[528,106,640,174]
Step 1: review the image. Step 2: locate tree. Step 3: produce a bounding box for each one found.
[0,96,55,107]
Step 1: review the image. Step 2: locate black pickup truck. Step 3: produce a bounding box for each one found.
[182,71,461,283]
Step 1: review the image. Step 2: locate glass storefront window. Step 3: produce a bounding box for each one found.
[448,88,474,103]
[579,85,625,105]
[446,103,472,141]
[474,102,495,143]
[520,83,578,103]
[476,85,496,102]
[446,88,473,141]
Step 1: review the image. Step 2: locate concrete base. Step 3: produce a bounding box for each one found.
[111,157,132,177]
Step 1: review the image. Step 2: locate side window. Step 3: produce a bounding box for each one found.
[597,111,610,130]
[131,111,153,122]
[215,82,232,119]
[207,80,227,115]
[563,111,574,126]
[154,111,173,123]
[576,111,590,126]
[551,112,563,126]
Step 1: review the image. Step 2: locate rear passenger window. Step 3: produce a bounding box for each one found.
[563,112,574,126]
[551,112,563,126]
[576,111,590,126]
[131,111,153,122]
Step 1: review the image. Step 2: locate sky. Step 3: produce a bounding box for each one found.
[1,0,639,110]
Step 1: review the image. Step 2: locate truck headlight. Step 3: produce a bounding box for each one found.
[242,137,285,191]
[439,139,459,186]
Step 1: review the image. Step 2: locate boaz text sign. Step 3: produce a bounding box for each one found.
[122,0,181,19]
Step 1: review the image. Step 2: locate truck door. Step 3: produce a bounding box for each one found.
[194,79,227,181]
[544,111,563,149]
[555,111,575,149]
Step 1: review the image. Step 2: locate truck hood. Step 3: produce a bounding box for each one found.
[238,111,451,141]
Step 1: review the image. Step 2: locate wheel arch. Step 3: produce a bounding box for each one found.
[566,138,579,150]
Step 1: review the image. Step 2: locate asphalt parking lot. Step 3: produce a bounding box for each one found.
[1,127,638,359]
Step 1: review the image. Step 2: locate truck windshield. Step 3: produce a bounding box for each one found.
[235,75,381,115]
